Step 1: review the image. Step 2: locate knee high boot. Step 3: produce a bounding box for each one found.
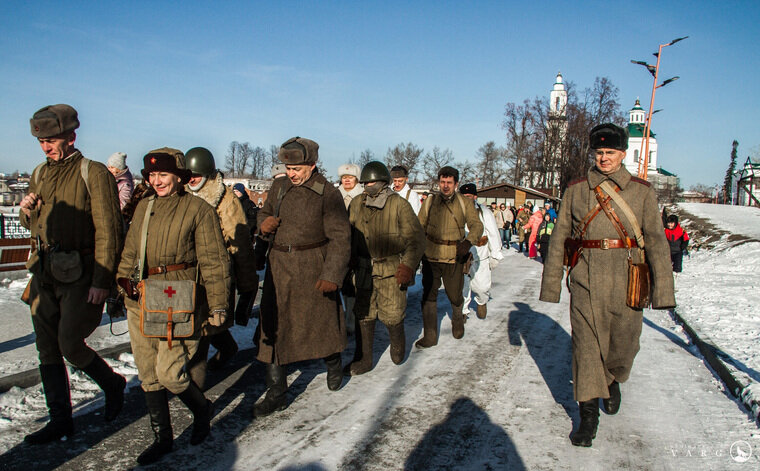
[137,389,173,465]
[81,354,126,422]
[451,303,465,339]
[324,353,343,391]
[344,296,356,335]
[176,381,213,445]
[24,364,74,444]
[415,301,439,349]
[570,399,599,447]
[254,363,288,417]
[387,322,406,365]
[207,330,239,371]
[347,318,375,376]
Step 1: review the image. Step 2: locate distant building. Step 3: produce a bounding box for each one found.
[223,177,272,207]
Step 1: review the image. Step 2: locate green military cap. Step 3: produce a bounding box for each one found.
[30,104,80,138]
[278,136,319,165]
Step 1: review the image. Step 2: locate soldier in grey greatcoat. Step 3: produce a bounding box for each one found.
[346,161,425,375]
[254,137,351,417]
[20,104,126,444]
[540,123,675,447]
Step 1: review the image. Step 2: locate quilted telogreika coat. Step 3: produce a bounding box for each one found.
[418,192,484,263]
[539,166,675,403]
[256,171,351,365]
[117,191,231,333]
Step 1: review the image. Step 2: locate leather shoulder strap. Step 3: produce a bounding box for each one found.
[137,196,156,281]
[599,181,645,249]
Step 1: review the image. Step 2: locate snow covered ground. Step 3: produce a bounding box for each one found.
[0,202,758,469]
[674,203,760,419]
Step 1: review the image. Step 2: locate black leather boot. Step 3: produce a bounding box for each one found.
[346,319,375,376]
[207,330,239,371]
[415,301,439,348]
[324,353,343,391]
[24,364,74,444]
[387,322,406,365]
[451,304,465,339]
[177,382,213,445]
[570,399,599,447]
[81,355,126,422]
[603,381,621,415]
[254,363,288,417]
[137,389,173,465]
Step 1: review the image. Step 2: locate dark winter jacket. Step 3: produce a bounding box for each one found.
[664,224,689,254]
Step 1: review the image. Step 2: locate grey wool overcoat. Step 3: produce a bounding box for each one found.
[256,172,351,365]
[540,166,675,402]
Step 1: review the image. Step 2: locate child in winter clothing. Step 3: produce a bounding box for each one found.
[664,214,689,273]
[536,213,554,263]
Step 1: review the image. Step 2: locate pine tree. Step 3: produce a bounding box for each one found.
[723,140,739,204]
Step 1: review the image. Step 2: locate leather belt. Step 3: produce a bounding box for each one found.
[271,239,329,252]
[581,238,638,250]
[148,261,196,275]
[31,240,94,256]
[426,234,459,246]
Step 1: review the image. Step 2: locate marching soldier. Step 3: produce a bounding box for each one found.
[459,183,503,320]
[416,166,483,348]
[540,123,675,447]
[182,147,258,386]
[346,162,425,374]
[254,137,351,416]
[20,104,126,444]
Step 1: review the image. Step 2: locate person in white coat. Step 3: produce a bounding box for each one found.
[390,165,421,215]
[459,184,503,319]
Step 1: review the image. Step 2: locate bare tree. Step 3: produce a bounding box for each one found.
[225,141,240,177]
[456,160,476,186]
[421,147,454,183]
[358,149,374,168]
[384,142,423,180]
[502,100,537,186]
[474,141,507,187]
[236,142,253,177]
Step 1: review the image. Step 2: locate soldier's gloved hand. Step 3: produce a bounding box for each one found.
[456,240,472,258]
[260,216,281,235]
[234,291,255,326]
[208,309,227,327]
[394,263,414,286]
[315,279,338,293]
[489,258,499,270]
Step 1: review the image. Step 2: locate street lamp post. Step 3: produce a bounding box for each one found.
[631,36,687,180]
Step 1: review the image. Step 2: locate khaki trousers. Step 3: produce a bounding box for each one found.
[127,306,199,393]
[421,259,465,307]
[354,268,406,326]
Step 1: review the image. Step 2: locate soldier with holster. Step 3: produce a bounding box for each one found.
[20,104,127,444]
[416,166,483,348]
[346,161,425,375]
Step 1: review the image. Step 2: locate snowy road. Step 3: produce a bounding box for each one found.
[0,248,758,470]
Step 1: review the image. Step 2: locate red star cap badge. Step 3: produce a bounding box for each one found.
[151,157,157,164]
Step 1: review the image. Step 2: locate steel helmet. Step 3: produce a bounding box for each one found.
[360,161,391,184]
[185,147,216,177]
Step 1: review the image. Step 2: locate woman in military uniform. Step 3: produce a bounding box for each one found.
[117,148,231,465]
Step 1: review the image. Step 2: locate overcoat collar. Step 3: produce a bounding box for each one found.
[286,171,326,195]
[587,165,631,191]
[191,171,225,208]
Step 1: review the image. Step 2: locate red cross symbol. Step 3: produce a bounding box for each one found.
[164,286,176,298]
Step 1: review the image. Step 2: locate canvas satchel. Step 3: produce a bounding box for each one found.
[135,197,198,348]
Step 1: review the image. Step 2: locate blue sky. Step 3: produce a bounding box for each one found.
[1,1,758,188]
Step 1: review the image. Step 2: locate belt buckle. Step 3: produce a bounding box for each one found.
[157,265,167,274]
[286,245,292,253]
[600,239,609,250]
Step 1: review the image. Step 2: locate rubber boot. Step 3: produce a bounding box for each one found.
[137,389,173,465]
[346,318,375,376]
[451,304,465,339]
[187,337,210,390]
[24,364,74,444]
[207,330,239,371]
[415,301,439,349]
[345,296,356,335]
[176,381,213,445]
[570,399,599,447]
[476,303,487,320]
[324,353,343,391]
[254,363,288,417]
[387,322,406,365]
[603,381,621,415]
[81,354,126,422]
